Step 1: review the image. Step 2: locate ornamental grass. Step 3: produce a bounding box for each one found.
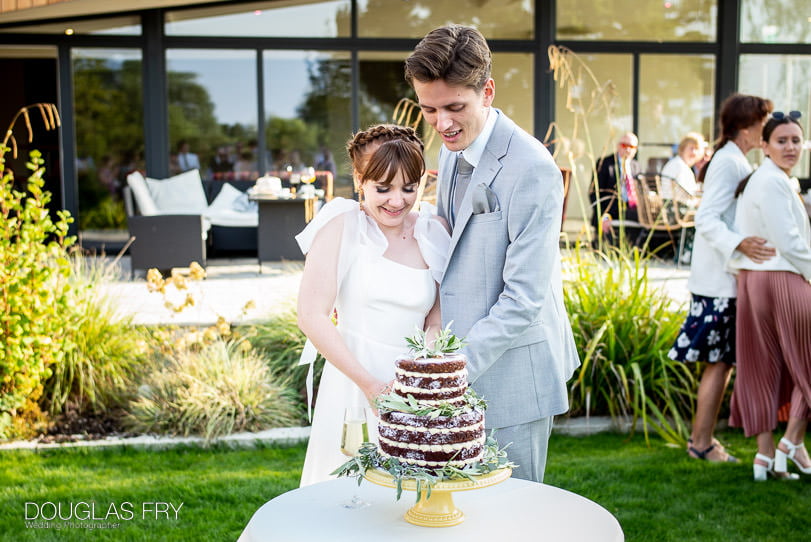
[562,242,699,444]
[125,339,303,441]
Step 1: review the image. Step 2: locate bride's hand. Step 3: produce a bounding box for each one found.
[363,380,392,416]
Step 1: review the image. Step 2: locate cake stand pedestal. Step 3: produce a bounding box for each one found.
[364,467,511,527]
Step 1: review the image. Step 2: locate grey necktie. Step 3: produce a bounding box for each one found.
[450,153,474,225]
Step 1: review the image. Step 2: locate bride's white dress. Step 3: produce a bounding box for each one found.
[295,198,450,487]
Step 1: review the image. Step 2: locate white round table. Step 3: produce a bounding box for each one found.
[238,476,624,541]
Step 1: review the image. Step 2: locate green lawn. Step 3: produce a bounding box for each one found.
[1,431,809,541]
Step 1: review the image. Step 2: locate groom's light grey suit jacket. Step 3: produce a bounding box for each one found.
[437,110,580,429]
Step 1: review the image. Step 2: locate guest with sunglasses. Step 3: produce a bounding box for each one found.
[668,93,775,463]
[589,132,641,244]
[727,110,811,481]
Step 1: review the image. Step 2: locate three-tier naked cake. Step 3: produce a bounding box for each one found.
[376,327,486,470]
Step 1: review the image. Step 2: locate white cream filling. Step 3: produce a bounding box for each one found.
[395,367,467,379]
[378,434,486,453]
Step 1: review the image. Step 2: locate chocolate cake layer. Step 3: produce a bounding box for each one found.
[395,354,466,374]
[397,373,467,390]
[393,387,466,402]
[380,409,484,429]
[377,424,484,446]
[378,440,485,466]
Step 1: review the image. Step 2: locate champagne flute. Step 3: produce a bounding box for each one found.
[340,407,371,510]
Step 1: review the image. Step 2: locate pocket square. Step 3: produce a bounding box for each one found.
[471,183,500,214]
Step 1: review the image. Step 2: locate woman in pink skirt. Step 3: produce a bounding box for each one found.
[728,111,811,481]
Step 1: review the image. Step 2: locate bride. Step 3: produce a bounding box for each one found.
[295,125,450,487]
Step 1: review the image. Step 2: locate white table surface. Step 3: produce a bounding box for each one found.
[238,476,624,541]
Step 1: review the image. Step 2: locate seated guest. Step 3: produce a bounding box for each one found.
[661,132,706,199]
[209,146,234,180]
[589,132,641,242]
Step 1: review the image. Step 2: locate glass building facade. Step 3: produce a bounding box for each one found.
[0,0,808,234]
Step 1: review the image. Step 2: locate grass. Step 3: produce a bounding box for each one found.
[0,443,304,541]
[1,431,809,541]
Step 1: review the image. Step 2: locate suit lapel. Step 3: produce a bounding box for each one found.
[446,110,512,262]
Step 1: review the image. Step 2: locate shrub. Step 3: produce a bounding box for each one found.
[562,243,699,443]
[0,106,74,438]
[126,339,303,440]
[42,254,151,416]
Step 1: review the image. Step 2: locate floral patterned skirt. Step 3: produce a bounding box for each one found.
[668,293,736,364]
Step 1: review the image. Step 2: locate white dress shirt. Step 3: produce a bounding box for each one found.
[687,141,751,298]
[727,157,811,281]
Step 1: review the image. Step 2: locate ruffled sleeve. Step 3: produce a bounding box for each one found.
[414,201,451,284]
[295,197,359,255]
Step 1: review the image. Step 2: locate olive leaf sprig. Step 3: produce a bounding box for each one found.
[404,322,465,359]
[375,388,487,419]
[331,432,516,502]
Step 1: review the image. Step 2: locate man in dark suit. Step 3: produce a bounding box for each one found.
[590,132,641,242]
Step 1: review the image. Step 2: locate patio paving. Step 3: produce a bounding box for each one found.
[97,255,691,327]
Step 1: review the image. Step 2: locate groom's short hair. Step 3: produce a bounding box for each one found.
[405,24,492,91]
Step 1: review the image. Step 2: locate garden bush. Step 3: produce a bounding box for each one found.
[243,304,324,402]
[1,111,75,438]
[562,243,699,443]
[126,339,304,440]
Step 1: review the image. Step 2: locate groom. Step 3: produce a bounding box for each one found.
[405,25,580,482]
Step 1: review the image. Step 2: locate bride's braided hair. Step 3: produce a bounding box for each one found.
[347,124,424,193]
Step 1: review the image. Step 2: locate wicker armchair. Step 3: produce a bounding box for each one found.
[633,173,695,263]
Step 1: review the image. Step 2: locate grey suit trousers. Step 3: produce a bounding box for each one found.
[492,417,554,483]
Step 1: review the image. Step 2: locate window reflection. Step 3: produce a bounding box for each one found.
[72,48,143,230]
[166,49,258,181]
[638,54,715,173]
[264,50,352,196]
[557,0,716,42]
[0,16,140,35]
[741,0,811,44]
[739,54,811,178]
[166,0,350,38]
[357,0,534,39]
[553,53,633,224]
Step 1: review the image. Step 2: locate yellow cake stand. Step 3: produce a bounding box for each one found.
[364,467,512,527]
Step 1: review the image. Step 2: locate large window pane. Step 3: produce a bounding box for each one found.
[166,49,258,181]
[73,48,143,230]
[357,0,534,39]
[739,54,811,179]
[741,0,811,44]
[553,52,633,223]
[557,0,717,42]
[166,1,350,38]
[264,50,352,195]
[638,54,715,172]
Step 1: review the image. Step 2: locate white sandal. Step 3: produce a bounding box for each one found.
[775,437,811,475]
[753,453,799,481]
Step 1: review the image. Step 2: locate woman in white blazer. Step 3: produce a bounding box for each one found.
[668,93,775,463]
[727,112,811,481]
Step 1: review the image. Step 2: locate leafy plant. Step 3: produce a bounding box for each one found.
[125,339,303,441]
[375,389,486,419]
[333,434,515,502]
[0,104,74,439]
[404,322,465,358]
[562,243,698,443]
